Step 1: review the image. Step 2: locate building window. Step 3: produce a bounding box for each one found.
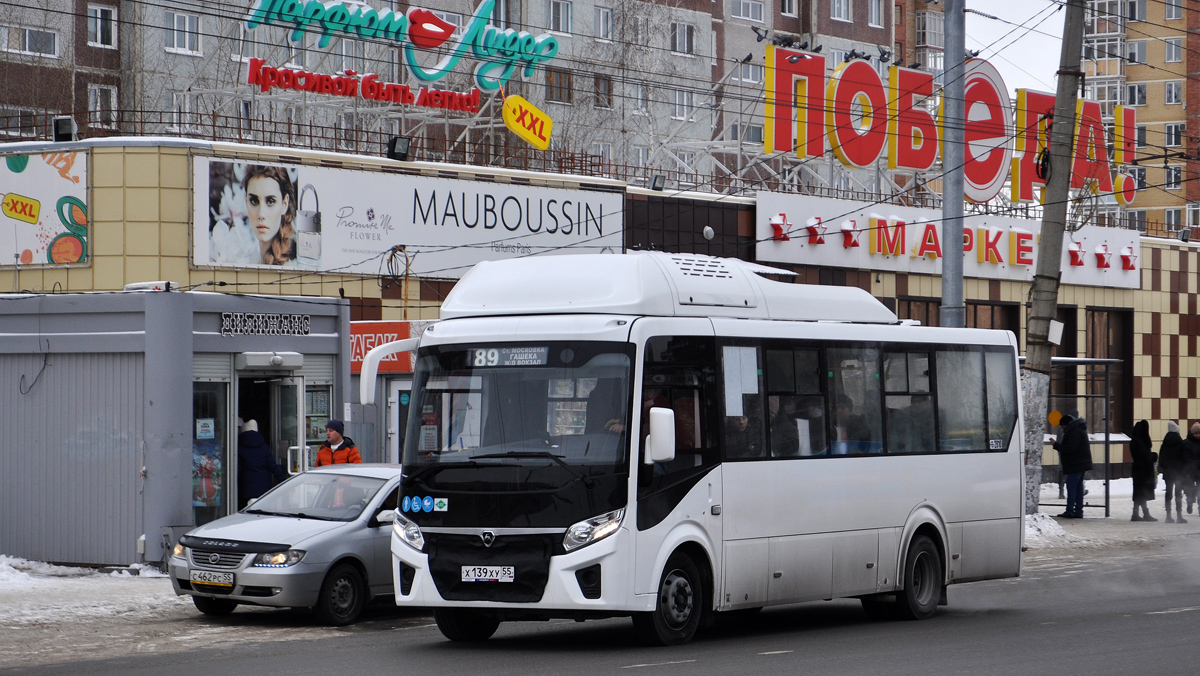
[87,5,117,48]
[168,91,197,131]
[590,142,611,162]
[1188,203,1200,229]
[0,107,40,137]
[1086,0,1123,34]
[1166,166,1182,190]
[737,63,764,83]
[868,0,883,27]
[1126,0,1145,22]
[671,22,696,55]
[546,66,572,103]
[550,0,572,33]
[1129,167,1146,190]
[1084,78,1120,119]
[1126,209,1146,231]
[632,82,649,113]
[234,26,257,61]
[594,7,611,40]
[88,84,117,128]
[341,38,364,73]
[1126,83,1145,106]
[1124,40,1144,64]
[915,11,943,48]
[677,151,695,171]
[1165,123,1184,147]
[2,26,59,57]
[285,35,307,69]
[730,123,764,143]
[239,100,253,131]
[1165,0,1182,20]
[671,89,694,120]
[1135,125,1147,148]
[1166,209,1183,231]
[1165,38,1182,63]
[781,0,796,16]
[431,11,463,37]
[832,0,852,22]
[165,11,200,54]
[1166,81,1182,105]
[632,145,650,167]
[732,0,764,22]
[594,74,613,108]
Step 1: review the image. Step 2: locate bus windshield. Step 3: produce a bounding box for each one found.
[403,341,634,493]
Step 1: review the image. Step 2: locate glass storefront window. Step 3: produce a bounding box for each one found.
[304,384,333,468]
[192,382,229,526]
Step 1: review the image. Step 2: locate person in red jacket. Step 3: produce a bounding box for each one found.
[316,419,362,466]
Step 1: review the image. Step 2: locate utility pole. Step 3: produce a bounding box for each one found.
[940,0,966,328]
[1022,0,1088,515]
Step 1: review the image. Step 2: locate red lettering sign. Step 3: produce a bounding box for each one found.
[350,321,414,374]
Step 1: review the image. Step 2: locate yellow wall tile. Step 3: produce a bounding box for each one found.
[160,223,189,257]
[125,188,160,222]
[92,152,124,188]
[126,222,160,256]
[91,187,124,224]
[160,257,190,284]
[125,256,160,283]
[160,188,190,223]
[124,153,159,188]
[67,265,94,290]
[93,221,124,256]
[93,256,124,290]
[160,152,190,189]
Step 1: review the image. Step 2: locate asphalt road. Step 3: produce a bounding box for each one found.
[8,536,1200,676]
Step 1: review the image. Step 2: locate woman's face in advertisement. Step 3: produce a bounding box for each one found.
[246,175,287,243]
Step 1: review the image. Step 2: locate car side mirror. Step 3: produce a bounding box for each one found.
[644,407,676,464]
[376,509,397,524]
[245,497,259,507]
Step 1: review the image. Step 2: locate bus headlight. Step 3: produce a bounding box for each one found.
[393,512,425,551]
[563,509,624,552]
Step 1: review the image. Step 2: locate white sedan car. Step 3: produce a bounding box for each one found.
[168,464,403,625]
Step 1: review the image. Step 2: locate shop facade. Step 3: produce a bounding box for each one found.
[0,291,349,566]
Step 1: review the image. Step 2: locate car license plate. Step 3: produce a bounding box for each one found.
[190,569,234,587]
[461,566,514,582]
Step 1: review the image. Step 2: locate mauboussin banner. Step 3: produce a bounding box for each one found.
[1,152,89,267]
[192,157,623,277]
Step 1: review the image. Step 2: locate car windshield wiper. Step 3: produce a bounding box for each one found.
[472,451,596,488]
[244,508,286,516]
[293,512,341,521]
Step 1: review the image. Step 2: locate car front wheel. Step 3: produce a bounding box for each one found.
[315,563,367,626]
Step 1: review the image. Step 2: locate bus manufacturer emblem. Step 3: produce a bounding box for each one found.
[481,531,495,547]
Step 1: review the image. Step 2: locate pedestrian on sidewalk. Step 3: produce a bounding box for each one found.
[237,419,285,509]
[1052,414,1091,519]
[1129,420,1158,521]
[1160,421,1186,522]
[315,419,362,466]
[1180,423,1200,521]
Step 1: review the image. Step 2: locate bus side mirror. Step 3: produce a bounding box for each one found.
[644,407,676,464]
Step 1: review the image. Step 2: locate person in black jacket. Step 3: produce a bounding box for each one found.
[1160,421,1186,522]
[1052,414,1092,519]
[1129,420,1158,522]
[237,419,285,509]
[1180,423,1200,521]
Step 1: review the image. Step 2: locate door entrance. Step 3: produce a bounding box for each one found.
[387,377,413,464]
[236,375,305,507]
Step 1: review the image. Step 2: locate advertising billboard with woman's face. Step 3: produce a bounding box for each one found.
[192,157,624,277]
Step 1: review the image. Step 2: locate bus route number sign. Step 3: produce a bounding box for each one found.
[473,347,548,367]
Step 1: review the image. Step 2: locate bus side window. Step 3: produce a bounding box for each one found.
[722,345,765,460]
[766,348,826,457]
[828,346,884,455]
[936,349,987,451]
[884,352,935,454]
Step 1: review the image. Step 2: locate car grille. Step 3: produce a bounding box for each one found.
[425,533,557,603]
[190,550,246,569]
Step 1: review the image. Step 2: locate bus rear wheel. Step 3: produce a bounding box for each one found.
[897,535,942,620]
[633,552,704,646]
[434,608,500,641]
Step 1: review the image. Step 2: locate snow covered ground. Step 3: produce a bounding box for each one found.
[0,477,1185,669]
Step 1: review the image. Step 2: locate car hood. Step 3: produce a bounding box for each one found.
[187,512,350,547]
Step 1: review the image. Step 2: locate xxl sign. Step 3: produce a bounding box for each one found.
[192,157,623,278]
[0,152,88,267]
[755,193,1140,290]
[765,46,1139,205]
[246,0,558,91]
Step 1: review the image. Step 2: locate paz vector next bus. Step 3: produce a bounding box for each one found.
[361,252,1024,645]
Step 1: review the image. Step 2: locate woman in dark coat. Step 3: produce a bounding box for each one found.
[1129,420,1158,521]
[237,419,286,509]
[1160,421,1186,522]
[1052,414,1092,519]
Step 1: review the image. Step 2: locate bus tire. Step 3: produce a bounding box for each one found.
[434,608,500,641]
[633,552,704,646]
[896,535,942,620]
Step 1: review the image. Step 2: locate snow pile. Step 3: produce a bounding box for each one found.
[0,555,99,586]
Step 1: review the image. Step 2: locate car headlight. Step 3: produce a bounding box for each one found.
[563,508,624,552]
[252,550,305,567]
[172,543,186,558]
[393,511,425,551]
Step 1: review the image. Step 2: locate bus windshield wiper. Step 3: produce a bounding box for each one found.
[472,451,596,488]
[404,461,476,486]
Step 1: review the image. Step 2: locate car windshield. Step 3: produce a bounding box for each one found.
[246,473,386,521]
[403,341,633,490]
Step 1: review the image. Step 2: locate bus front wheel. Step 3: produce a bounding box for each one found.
[897,535,942,620]
[633,552,704,646]
[434,608,500,641]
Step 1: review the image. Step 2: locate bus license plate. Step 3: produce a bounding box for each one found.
[190,570,234,587]
[461,566,514,582]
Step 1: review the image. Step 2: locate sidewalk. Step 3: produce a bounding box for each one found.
[1027,477,1200,550]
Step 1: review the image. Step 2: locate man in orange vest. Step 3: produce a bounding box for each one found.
[316,419,362,466]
